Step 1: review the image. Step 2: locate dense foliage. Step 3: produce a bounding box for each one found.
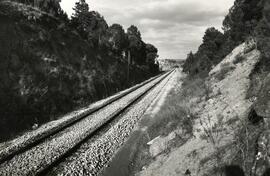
[0,0,159,141]
[12,0,63,15]
[254,0,270,72]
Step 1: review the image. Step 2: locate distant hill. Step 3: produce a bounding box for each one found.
[159,59,184,71]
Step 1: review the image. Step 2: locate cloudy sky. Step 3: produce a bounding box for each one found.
[60,0,235,60]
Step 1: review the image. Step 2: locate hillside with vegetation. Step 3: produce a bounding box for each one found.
[179,0,270,175]
[183,0,270,123]
[129,1,270,174]
[0,0,160,141]
[183,0,264,76]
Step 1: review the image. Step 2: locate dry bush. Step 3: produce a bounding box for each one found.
[147,85,195,138]
[181,75,211,102]
[244,38,257,54]
[233,54,246,65]
[147,103,193,138]
[230,118,265,176]
[199,114,229,174]
[199,114,227,147]
[146,74,209,139]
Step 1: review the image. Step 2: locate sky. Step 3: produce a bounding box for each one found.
[60,0,235,60]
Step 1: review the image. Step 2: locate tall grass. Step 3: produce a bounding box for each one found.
[147,73,208,139]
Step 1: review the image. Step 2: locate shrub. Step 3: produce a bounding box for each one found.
[214,63,236,81]
[233,54,246,64]
[230,118,263,175]
[199,114,228,173]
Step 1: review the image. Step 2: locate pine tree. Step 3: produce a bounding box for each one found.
[71,0,91,34]
[107,24,128,55]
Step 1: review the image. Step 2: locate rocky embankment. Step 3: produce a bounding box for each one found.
[136,42,270,176]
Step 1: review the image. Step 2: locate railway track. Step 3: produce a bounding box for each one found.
[0,70,175,175]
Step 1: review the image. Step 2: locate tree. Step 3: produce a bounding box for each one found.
[72,0,89,18]
[254,0,270,72]
[15,0,62,16]
[127,25,141,40]
[183,51,195,73]
[127,25,142,51]
[146,44,159,73]
[107,24,128,55]
[223,0,264,42]
[71,0,90,34]
[71,1,108,46]
[126,25,144,65]
[183,27,226,75]
[86,12,108,47]
[39,0,62,15]
[203,28,224,45]
[146,44,158,65]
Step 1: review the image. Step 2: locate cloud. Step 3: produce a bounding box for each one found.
[61,0,234,59]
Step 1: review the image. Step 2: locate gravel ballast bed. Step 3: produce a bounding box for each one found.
[0,72,171,176]
[0,74,161,163]
[48,71,175,176]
